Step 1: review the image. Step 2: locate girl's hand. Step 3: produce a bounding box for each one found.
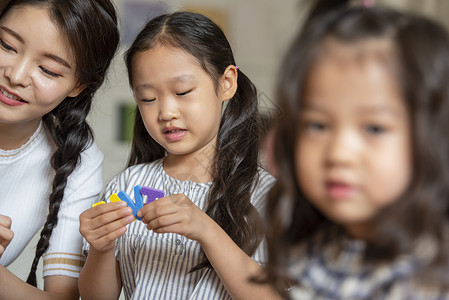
[79,202,134,253]
[137,194,213,243]
[0,215,13,258]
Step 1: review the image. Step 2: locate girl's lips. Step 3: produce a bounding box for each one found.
[326,181,356,199]
[0,87,27,106]
[163,127,187,142]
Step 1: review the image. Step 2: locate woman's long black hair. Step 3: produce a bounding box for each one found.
[265,0,449,295]
[0,0,119,286]
[125,11,263,270]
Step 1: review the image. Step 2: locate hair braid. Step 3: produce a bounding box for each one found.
[26,97,93,286]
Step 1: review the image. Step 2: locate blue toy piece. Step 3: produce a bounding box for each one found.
[116,185,165,221]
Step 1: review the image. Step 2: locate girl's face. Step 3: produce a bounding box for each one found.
[0,5,84,128]
[131,45,231,162]
[295,41,412,238]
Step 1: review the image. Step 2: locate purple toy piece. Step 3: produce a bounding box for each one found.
[140,187,165,204]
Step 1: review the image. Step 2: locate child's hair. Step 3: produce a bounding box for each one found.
[0,0,120,286]
[125,11,263,271]
[265,0,449,293]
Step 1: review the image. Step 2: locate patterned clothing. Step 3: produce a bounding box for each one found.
[287,234,449,300]
[0,121,103,278]
[97,159,275,300]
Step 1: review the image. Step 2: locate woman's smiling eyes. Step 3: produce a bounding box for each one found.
[1,39,63,78]
[0,39,15,52]
[40,66,61,78]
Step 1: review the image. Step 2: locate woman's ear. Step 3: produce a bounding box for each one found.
[68,82,87,98]
[219,65,238,102]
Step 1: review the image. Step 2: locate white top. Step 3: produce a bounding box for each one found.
[90,159,275,299]
[0,121,103,278]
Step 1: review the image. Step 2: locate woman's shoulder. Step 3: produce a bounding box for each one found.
[81,140,104,161]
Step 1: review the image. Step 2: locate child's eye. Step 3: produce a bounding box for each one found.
[176,90,192,96]
[40,66,61,78]
[141,98,156,103]
[0,39,16,52]
[305,121,327,132]
[364,124,386,135]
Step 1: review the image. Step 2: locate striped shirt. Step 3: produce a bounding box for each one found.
[287,233,449,300]
[101,159,275,299]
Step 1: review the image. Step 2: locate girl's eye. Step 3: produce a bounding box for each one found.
[141,98,156,103]
[0,39,16,52]
[40,66,61,78]
[305,121,327,132]
[176,90,192,96]
[365,124,386,135]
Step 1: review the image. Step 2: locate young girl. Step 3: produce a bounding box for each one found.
[264,0,449,299]
[79,11,279,300]
[0,0,119,298]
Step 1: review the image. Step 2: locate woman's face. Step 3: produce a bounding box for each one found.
[0,5,84,129]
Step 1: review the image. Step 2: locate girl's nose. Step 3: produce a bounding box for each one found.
[158,98,179,121]
[4,58,32,87]
[326,129,359,167]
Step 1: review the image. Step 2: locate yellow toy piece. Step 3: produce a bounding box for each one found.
[110,193,135,222]
[91,193,122,207]
[91,201,106,207]
[110,193,122,203]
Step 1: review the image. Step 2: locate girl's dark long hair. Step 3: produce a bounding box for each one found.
[265,0,449,295]
[125,11,263,270]
[0,0,119,286]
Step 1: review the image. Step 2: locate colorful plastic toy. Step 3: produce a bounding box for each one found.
[91,185,165,221]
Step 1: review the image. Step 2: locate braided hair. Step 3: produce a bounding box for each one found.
[0,0,119,286]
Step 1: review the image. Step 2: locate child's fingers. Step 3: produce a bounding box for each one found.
[92,206,133,229]
[85,201,128,218]
[138,202,179,223]
[89,215,134,240]
[88,226,128,253]
[80,206,133,238]
[93,215,135,239]
[152,223,183,234]
[96,227,128,247]
[138,193,191,219]
[81,215,134,252]
[146,214,182,231]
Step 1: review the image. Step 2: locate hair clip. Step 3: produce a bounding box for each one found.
[235,65,239,70]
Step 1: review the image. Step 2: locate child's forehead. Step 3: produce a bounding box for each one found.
[304,37,406,114]
[317,37,397,67]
